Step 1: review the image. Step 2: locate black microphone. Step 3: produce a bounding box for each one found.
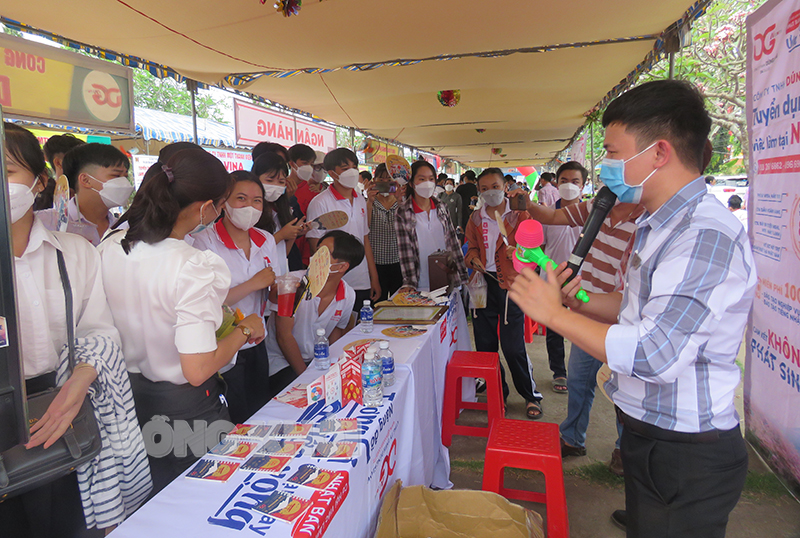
[564,186,617,284]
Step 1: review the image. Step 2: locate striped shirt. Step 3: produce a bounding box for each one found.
[605,177,756,433]
[563,200,644,293]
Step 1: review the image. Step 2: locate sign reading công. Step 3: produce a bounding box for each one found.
[0,33,134,132]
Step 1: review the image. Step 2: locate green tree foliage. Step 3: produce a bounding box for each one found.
[132,69,229,123]
[576,0,765,177]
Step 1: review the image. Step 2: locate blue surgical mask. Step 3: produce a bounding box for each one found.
[599,142,658,203]
[188,203,220,236]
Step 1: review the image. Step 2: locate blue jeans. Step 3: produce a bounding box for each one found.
[559,344,622,449]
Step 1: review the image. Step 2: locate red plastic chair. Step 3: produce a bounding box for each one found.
[482,419,568,538]
[441,351,505,446]
[524,316,546,343]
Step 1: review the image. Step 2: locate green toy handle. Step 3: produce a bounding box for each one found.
[516,246,590,303]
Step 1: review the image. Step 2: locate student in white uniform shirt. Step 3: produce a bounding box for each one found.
[191,170,279,424]
[306,148,381,308]
[395,160,468,292]
[37,143,133,246]
[266,230,360,397]
[2,124,150,537]
[98,148,266,494]
[252,151,305,275]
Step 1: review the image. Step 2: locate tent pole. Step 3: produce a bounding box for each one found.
[186,79,199,144]
[668,52,675,79]
[589,121,595,190]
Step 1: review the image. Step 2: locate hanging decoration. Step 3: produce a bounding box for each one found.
[437,90,461,107]
[500,154,507,158]
[491,148,502,155]
[271,0,302,17]
[476,129,485,133]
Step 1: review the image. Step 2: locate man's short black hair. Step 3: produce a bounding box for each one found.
[504,174,515,183]
[705,175,716,184]
[437,173,449,183]
[463,170,477,182]
[602,79,711,173]
[360,171,372,181]
[477,167,504,186]
[288,143,316,163]
[727,195,742,209]
[320,230,365,274]
[556,161,588,183]
[540,172,555,183]
[62,143,130,191]
[252,142,288,163]
[323,148,359,171]
[43,134,85,169]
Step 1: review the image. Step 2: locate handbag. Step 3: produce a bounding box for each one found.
[0,250,102,500]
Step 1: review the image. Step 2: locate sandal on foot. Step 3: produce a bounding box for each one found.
[552,377,568,393]
[526,401,543,420]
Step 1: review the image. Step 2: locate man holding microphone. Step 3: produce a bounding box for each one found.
[510,80,756,538]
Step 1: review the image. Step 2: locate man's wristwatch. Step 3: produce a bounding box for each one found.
[237,325,252,338]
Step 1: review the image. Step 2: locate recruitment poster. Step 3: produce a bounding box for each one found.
[745,0,800,492]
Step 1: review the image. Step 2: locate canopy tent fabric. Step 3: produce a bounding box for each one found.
[133,107,235,147]
[0,0,709,167]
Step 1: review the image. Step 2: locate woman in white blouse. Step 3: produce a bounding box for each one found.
[99,148,265,493]
[1,124,150,536]
[191,171,279,423]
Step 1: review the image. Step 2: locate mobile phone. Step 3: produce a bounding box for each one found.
[509,192,528,210]
[374,182,396,193]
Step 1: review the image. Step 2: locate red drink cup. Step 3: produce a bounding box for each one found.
[275,274,300,317]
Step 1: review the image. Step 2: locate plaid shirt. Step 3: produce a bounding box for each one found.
[605,177,756,433]
[369,199,399,265]
[395,196,468,288]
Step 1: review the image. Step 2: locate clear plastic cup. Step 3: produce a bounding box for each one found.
[275,274,300,317]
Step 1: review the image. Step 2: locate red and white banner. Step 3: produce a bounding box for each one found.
[234,100,335,153]
[205,148,253,173]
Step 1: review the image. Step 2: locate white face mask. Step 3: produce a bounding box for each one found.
[295,164,313,182]
[225,202,262,231]
[444,184,454,193]
[414,180,436,199]
[262,184,286,202]
[480,189,505,208]
[336,168,360,189]
[90,175,134,208]
[558,183,582,201]
[9,182,37,223]
[311,168,326,184]
[188,203,219,236]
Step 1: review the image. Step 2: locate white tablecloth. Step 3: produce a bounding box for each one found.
[112,292,470,538]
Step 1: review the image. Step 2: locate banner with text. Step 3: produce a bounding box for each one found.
[745,0,800,493]
[0,33,133,132]
[234,100,335,154]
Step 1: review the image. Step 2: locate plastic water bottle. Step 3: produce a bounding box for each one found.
[362,351,383,407]
[360,300,373,333]
[377,341,395,387]
[313,328,330,370]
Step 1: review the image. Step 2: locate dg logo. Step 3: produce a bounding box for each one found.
[83,70,123,122]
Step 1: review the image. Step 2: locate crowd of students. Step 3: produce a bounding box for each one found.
[5,90,727,537]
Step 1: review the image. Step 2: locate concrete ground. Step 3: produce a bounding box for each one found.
[446,331,800,537]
